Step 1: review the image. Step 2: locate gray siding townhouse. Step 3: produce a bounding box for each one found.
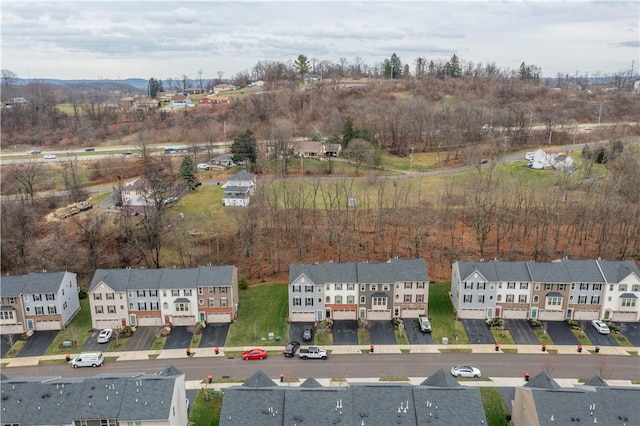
[0,365,188,425]
[220,369,487,426]
[89,266,238,329]
[0,271,80,333]
[289,258,428,322]
[451,259,640,322]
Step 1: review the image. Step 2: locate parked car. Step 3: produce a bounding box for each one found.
[299,346,328,360]
[283,341,300,357]
[71,352,104,368]
[197,163,210,170]
[591,320,610,335]
[26,149,41,155]
[242,348,268,360]
[450,365,481,378]
[84,147,95,152]
[43,154,56,159]
[97,328,113,343]
[122,150,133,156]
[302,325,314,342]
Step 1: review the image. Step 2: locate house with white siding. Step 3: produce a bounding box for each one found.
[222,170,256,207]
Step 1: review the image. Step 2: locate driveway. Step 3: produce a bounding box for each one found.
[0,334,20,358]
[81,329,111,352]
[618,322,640,347]
[461,319,495,344]
[581,321,619,346]
[332,320,358,345]
[402,318,435,344]
[126,326,161,351]
[200,323,230,347]
[289,322,315,344]
[164,326,193,349]
[17,330,58,357]
[545,321,578,345]
[504,319,539,345]
[368,321,396,345]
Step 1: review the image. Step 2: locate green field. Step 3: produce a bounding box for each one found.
[429,282,469,344]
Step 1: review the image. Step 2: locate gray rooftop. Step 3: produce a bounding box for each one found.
[227,170,255,181]
[0,271,71,297]
[289,258,428,285]
[525,371,561,389]
[420,369,461,388]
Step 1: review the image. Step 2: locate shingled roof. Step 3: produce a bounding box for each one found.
[289,258,428,285]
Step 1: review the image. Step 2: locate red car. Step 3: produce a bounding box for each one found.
[242,348,268,360]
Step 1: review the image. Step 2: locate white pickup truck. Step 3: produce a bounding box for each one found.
[418,315,432,333]
[299,346,328,360]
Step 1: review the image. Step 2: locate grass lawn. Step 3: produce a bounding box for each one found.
[189,390,224,426]
[429,282,470,344]
[613,333,633,347]
[315,332,333,346]
[534,329,554,345]
[571,329,592,346]
[190,333,202,348]
[480,387,510,426]
[150,336,167,351]
[225,283,288,346]
[45,297,93,355]
[358,330,371,345]
[491,329,516,345]
[3,339,27,358]
[105,335,131,352]
[395,329,409,345]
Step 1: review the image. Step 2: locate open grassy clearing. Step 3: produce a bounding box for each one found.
[429,282,469,344]
[44,297,93,355]
[189,390,224,426]
[225,283,288,346]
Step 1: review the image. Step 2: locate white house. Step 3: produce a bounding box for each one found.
[170,94,193,110]
[526,148,574,171]
[222,170,256,207]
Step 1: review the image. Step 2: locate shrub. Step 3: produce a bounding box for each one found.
[120,325,132,336]
[391,317,402,328]
[529,319,542,328]
[78,288,87,299]
[486,318,503,328]
[238,277,249,290]
[566,319,580,328]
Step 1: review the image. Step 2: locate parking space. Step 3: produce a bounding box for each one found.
[618,322,640,347]
[461,319,495,344]
[289,322,315,344]
[332,320,358,345]
[17,330,58,357]
[200,323,230,347]
[81,329,110,352]
[581,322,619,346]
[545,321,578,345]
[402,318,435,344]
[0,334,20,358]
[126,326,161,351]
[164,326,193,349]
[368,321,396,345]
[505,319,539,345]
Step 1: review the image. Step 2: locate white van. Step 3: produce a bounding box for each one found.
[71,352,104,368]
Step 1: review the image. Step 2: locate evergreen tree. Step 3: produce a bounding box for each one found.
[179,155,199,190]
[390,53,402,79]
[230,129,258,168]
[448,54,461,78]
[148,78,163,98]
[293,55,311,82]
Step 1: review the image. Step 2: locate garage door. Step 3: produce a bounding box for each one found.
[35,319,60,331]
[401,309,423,318]
[95,319,120,329]
[172,316,195,326]
[502,309,528,319]
[538,310,564,321]
[614,312,637,322]
[290,312,315,322]
[1,324,23,334]
[458,309,485,319]
[573,311,598,321]
[333,310,356,320]
[138,316,162,326]
[367,310,391,320]
[207,313,231,323]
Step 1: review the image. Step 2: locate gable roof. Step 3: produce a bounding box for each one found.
[227,170,255,182]
[0,271,70,297]
[525,371,561,389]
[597,259,640,282]
[243,370,277,388]
[583,375,609,387]
[299,377,323,388]
[420,368,461,388]
[289,259,428,285]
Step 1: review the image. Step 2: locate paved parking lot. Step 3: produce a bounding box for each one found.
[164,326,193,349]
[462,319,495,344]
[0,334,20,358]
[545,321,578,345]
[127,327,161,351]
[581,321,619,346]
[505,319,539,345]
[200,323,230,347]
[368,321,396,345]
[618,322,640,347]
[332,320,358,345]
[17,330,58,357]
[289,322,315,344]
[402,318,435,344]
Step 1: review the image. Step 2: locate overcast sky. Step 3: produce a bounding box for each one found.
[2,1,638,81]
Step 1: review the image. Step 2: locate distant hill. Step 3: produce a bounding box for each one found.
[14,78,148,91]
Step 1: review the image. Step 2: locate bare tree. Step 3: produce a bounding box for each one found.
[9,162,45,203]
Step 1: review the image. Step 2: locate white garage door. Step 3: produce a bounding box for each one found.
[401,309,423,319]
[94,319,120,329]
[138,316,162,326]
[172,316,195,326]
[614,312,637,322]
[207,313,231,323]
[35,319,60,331]
[367,310,392,320]
[573,311,598,321]
[332,310,356,320]
[290,312,315,322]
[538,310,564,321]
[1,324,24,334]
[502,309,528,319]
[458,309,485,319]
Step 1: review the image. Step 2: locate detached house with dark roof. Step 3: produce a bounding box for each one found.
[451,259,640,322]
[0,365,188,425]
[89,266,238,329]
[0,271,80,334]
[289,258,428,322]
[222,170,256,207]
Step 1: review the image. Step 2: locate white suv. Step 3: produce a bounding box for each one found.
[197,163,210,170]
[591,320,610,335]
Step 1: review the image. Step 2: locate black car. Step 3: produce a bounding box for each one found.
[283,340,300,357]
[302,326,314,342]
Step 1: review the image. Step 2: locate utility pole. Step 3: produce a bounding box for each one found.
[410,146,414,171]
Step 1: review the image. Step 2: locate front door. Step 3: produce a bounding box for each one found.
[316,310,323,321]
[27,319,34,330]
[530,308,538,319]
[495,307,501,318]
[326,309,331,319]
[129,316,136,326]
[359,308,367,319]
[566,309,573,320]
[486,308,493,318]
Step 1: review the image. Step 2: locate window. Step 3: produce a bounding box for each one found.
[360,284,366,291]
[372,297,387,307]
[533,295,539,303]
[519,294,527,303]
[175,302,189,311]
[478,295,485,303]
[93,293,102,300]
[137,302,147,310]
[101,419,117,426]
[404,282,413,289]
[163,302,168,309]
[305,298,314,306]
[23,294,29,302]
[33,294,42,301]
[292,285,301,293]
[632,285,640,292]
[347,295,355,304]
[198,287,204,295]
[106,293,115,300]
[46,293,55,301]
[578,295,587,304]
[580,283,589,290]
[137,290,145,297]
[594,284,602,291]
[520,283,529,290]
[208,298,215,307]
[127,421,142,426]
[591,296,601,304]
[335,284,343,291]
[221,298,228,307]
[383,284,390,291]
[293,298,302,306]
[621,298,636,308]
[305,285,313,293]
[370,284,377,291]
[506,294,514,303]
[220,287,227,294]
[184,289,193,296]
[544,284,552,291]
[360,296,366,304]
[404,294,412,303]
[8,297,15,304]
[477,283,486,290]
[535,283,540,291]
[416,294,424,303]
[609,285,614,291]
[464,282,473,289]
[547,297,562,306]
[326,296,331,303]
[209,287,215,294]
[63,301,67,309]
[463,294,472,303]
[95,306,103,314]
[507,282,516,289]
[0,311,14,320]
[171,290,180,296]
[107,305,116,314]
[335,295,343,304]
[128,291,134,298]
[34,306,44,315]
[497,295,502,302]
[129,303,134,310]
[619,284,628,292]
[347,284,355,291]
[557,284,566,291]
[149,290,157,297]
